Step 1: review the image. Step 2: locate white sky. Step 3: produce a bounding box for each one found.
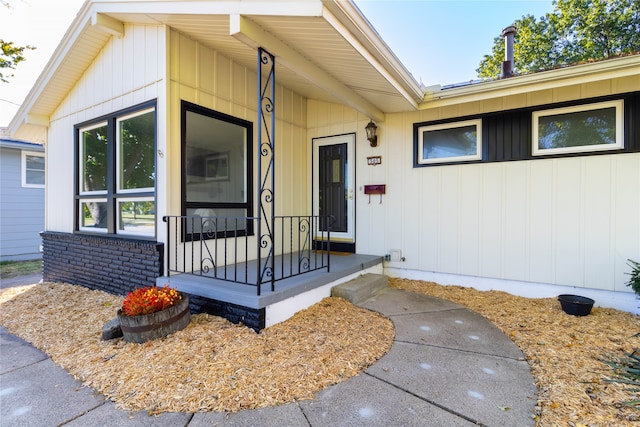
[0,0,555,127]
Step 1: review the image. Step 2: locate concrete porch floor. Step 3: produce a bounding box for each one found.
[158,252,383,326]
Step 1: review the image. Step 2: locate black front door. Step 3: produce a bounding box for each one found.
[318,143,347,233]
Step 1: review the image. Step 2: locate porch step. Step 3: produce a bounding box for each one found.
[331,273,388,304]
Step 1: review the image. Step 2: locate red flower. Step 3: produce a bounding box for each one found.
[121,285,182,316]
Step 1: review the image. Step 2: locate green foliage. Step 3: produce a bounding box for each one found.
[603,335,640,409]
[0,260,42,278]
[477,0,640,78]
[626,259,640,296]
[0,39,35,83]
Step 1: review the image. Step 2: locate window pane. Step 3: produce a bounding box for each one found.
[81,125,108,192]
[26,154,45,185]
[423,125,477,160]
[185,110,247,204]
[26,154,44,170]
[186,208,249,235]
[26,170,45,185]
[119,109,155,191]
[538,107,616,149]
[118,200,155,236]
[80,201,108,231]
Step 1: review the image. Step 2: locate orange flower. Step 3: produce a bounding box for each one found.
[121,285,182,316]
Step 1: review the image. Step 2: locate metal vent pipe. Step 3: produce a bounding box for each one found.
[501,25,516,78]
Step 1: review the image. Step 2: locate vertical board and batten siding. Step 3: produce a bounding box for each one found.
[404,78,639,294]
[0,146,45,261]
[167,30,309,259]
[309,77,639,296]
[46,24,166,234]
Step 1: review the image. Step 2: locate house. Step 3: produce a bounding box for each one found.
[8,0,639,329]
[0,130,45,262]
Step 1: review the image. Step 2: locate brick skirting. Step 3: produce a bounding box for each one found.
[41,231,163,296]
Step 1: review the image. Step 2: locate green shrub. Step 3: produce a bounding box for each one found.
[626,259,640,296]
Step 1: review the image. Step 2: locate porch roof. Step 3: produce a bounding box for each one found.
[9,0,424,142]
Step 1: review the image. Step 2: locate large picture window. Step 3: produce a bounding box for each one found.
[76,101,156,237]
[182,101,252,237]
[532,100,624,156]
[416,119,482,164]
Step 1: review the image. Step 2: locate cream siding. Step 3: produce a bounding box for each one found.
[46,24,166,234]
[166,30,309,261]
[309,77,639,296]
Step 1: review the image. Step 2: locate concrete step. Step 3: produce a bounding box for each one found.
[331,273,389,304]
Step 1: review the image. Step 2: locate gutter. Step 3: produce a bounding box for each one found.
[421,54,640,108]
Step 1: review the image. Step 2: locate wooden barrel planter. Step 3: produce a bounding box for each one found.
[117,295,191,343]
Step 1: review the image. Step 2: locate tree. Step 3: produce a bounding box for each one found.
[1,2,36,83]
[477,0,640,78]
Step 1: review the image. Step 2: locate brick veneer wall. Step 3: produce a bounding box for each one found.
[41,231,163,296]
[187,294,265,332]
[41,231,266,330]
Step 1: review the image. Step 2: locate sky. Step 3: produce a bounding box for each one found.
[0,0,555,127]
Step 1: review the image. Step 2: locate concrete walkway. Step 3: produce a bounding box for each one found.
[0,277,537,426]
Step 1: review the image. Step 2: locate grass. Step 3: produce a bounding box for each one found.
[0,260,42,279]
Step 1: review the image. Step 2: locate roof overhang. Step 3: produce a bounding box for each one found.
[9,0,424,142]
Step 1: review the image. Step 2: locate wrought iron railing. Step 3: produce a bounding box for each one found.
[163,215,331,295]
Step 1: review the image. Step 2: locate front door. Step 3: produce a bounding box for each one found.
[312,134,355,252]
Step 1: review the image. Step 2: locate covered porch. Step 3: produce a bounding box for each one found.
[159,213,382,330]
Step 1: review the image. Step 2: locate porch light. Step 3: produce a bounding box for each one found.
[365,120,378,147]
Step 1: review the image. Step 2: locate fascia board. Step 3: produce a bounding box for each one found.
[322,0,423,105]
[90,0,324,17]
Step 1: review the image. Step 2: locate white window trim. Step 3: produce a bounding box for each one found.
[21,150,45,188]
[532,100,624,156]
[116,107,155,194]
[79,121,108,196]
[78,198,108,233]
[116,197,155,237]
[417,119,482,164]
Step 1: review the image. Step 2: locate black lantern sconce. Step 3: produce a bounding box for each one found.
[365,120,378,147]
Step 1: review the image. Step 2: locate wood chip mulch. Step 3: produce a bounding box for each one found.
[0,283,393,414]
[1,279,638,426]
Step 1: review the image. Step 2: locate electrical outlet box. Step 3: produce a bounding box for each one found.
[390,249,402,262]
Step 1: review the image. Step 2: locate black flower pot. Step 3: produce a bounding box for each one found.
[557,294,594,316]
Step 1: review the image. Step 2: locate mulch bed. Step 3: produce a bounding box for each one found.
[1,279,638,426]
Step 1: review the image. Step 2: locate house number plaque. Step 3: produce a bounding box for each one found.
[367,156,382,166]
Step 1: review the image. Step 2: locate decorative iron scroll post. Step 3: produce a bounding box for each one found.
[257,47,276,295]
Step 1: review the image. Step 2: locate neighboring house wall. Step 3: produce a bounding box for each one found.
[0,141,45,261]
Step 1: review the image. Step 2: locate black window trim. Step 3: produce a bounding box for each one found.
[180,100,254,240]
[74,99,157,237]
[413,91,639,168]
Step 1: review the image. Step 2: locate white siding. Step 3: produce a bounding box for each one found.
[308,79,640,299]
[46,24,166,234]
[387,151,640,294]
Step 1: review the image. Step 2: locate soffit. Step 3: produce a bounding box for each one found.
[108,11,416,113]
[11,1,422,141]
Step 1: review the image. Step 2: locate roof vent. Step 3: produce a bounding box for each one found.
[500,26,517,78]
